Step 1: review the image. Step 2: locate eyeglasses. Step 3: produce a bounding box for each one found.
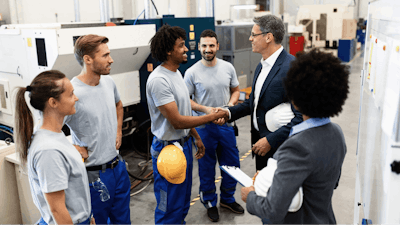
[250,32,270,38]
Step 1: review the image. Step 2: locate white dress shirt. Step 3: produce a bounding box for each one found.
[252,46,283,131]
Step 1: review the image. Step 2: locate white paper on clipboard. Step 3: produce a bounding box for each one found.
[220,165,253,187]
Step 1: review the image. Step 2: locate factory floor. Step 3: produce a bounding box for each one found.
[121,53,363,224]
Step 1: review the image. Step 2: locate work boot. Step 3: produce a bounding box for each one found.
[220,201,245,214]
[207,206,219,222]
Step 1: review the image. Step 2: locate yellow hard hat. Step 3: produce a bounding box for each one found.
[157,143,187,184]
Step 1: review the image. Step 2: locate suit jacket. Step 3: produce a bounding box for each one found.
[246,122,347,224]
[229,49,302,150]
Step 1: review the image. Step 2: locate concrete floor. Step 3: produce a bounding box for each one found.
[121,54,362,224]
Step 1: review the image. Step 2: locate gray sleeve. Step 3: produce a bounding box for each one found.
[228,63,239,88]
[110,76,121,103]
[184,70,195,96]
[33,149,70,193]
[147,77,175,107]
[246,139,312,223]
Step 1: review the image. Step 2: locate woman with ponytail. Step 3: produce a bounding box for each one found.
[15,70,94,225]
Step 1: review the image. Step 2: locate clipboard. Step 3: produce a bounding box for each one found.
[220,165,253,187]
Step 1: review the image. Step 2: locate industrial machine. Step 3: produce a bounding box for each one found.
[0,23,156,139]
[295,4,356,48]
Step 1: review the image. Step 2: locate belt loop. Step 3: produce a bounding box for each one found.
[101,164,106,173]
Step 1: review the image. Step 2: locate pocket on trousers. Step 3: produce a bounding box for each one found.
[87,170,100,184]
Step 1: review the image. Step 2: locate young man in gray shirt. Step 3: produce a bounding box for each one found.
[65,34,130,224]
[184,29,243,222]
[146,25,227,224]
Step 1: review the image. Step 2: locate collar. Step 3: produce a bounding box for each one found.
[289,117,331,137]
[261,46,283,68]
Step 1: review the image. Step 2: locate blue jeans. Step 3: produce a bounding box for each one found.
[196,123,240,208]
[151,136,193,224]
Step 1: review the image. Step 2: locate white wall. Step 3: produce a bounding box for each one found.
[8,0,124,24]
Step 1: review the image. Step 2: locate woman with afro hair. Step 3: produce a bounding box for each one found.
[241,49,350,224]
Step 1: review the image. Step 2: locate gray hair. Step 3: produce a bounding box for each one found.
[253,15,285,44]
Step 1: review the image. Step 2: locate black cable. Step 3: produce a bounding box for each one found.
[150,0,159,15]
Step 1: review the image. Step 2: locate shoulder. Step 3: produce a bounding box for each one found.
[218,59,235,70]
[282,50,295,64]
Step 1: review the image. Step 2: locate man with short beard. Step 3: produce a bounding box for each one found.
[184,29,243,222]
[64,34,131,224]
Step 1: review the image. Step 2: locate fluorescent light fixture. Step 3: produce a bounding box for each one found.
[232,5,257,10]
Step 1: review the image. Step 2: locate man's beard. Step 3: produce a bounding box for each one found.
[202,52,215,61]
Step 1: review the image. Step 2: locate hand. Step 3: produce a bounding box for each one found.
[116,132,122,150]
[90,217,96,225]
[205,106,216,115]
[213,107,229,125]
[73,145,89,159]
[252,137,271,156]
[252,170,260,185]
[241,186,255,203]
[194,137,205,159]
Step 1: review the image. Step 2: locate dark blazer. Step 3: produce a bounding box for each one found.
[246,122,347,224]
[229,49,302,150]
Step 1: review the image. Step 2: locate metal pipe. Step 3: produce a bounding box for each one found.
[111,0,115,19]
[74,0,81,22]
[205,0,212,17]
[197,0,202,17]
[105,0,110,22]
[144,0,150,19]
[168,0,171,14]
[99,0,105,22]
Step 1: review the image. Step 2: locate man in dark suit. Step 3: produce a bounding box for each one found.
[222,15,302,171]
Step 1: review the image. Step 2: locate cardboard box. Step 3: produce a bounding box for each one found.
[342,19,357,39]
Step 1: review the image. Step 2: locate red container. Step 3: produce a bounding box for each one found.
[289,36,305,56]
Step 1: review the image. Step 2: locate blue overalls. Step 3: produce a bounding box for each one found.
[88,155,131,224]
[151,136,193,224]
[196,123,240,208]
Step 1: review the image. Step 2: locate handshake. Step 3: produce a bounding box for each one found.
[205,107,230,125]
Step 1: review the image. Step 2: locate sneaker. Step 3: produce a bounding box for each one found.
[207,206,219,222]
[220,201,245,214]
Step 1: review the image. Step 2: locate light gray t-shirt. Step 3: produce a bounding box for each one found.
[146,65,191,140]
[28,129,91,224]
[184,58,239,116]
[65,75,120,166]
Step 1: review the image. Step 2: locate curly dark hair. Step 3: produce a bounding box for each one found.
[284,49,349,118]
[200,29,218,43]
[150,25,187,63]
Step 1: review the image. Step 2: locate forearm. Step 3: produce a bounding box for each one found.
[172,114,217,129]
[189,128,201,140]
[45,191,73,224]
[228,89,240,106]
[52,207,73,225]
[116,101,123,134]
[190,100,210,114]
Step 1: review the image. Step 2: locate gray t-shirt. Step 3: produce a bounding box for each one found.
[65,75,120,166]
[28,129,91,224]
[184,58,239,116]
[146,65,191,140]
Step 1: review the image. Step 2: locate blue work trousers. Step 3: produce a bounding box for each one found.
[151,136,193,224]
[196,123,240,208]
[89,156,131,224]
